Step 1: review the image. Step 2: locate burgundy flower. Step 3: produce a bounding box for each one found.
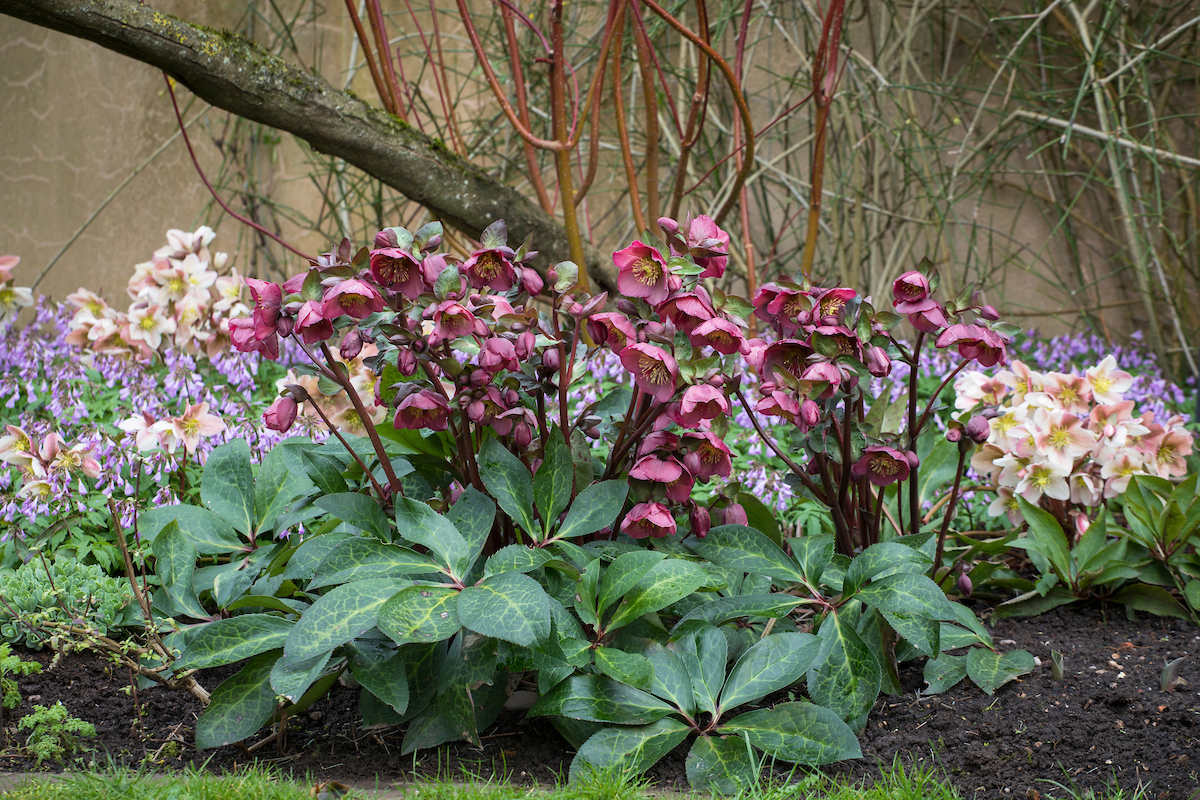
[229,316,280,359]
[264,395,298,433]
[518,266,544,296]
[674,384,730,427]
[935,323,1007,367]
[394,389,451,431]
[684,215,730,279]
[480,337,519,373]
[370,248,425,299]
[323,279,386,320]
[619,343,679,402]
[906,304,949,335]
[753,283,809,333]
[657,289,715,334]
[432,300,478,340]
[688,317,746,355]
[850,446,919,486]
[682,431,732,480]
[756,389,801,424]
[294,300,334,344]
[965,415,991,444]
[809,287,857,325]
[246,278,282,332]
[800,399,821,428]
[801,360,842,397]
[621,501,677,539]
[340,329,364,360]
[614,241,670,306]
[587,312,638,353]
[812,325,862,360]
[629,454,693,503]
[892,271,936,314]
[462,248,516,291]
[759,340,815,383]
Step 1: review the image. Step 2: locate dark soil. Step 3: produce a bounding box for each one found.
[2,605,1198,799]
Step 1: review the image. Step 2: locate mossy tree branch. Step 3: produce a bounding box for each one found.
[1,0,614,291]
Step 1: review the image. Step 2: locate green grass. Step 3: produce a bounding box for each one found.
[0,758,1163,800]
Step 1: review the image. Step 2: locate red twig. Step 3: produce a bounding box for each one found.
[163,75,315,263]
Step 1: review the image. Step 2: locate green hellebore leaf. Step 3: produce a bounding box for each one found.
[201,439,256,536]
[173,614,295,671]
[569,718,691,785]
[718,701,862,765]
[457,572,550,646]
[376,583,462,646]
[966,647,1035,695]
[194,651,279,749]
[283,578,407,662]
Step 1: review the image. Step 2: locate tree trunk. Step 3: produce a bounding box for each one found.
[1,0,615,292]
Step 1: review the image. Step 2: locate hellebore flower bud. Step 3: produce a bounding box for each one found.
[966,415,991,444]
[340,329,364,360]
[865,345,891,378]
[264,395,298,433]
[946,426,963,443]
[978,304,1000,321]
[542,347,561,374]
[957,570,973,598]
[800,399,821,428]
[689,502,711,539]
[721,502,748,526]
[397,348,418,376]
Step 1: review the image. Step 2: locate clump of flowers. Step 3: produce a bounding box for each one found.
[744,257,1017,555]
[955,354,1194,529]
[64,227,250,360]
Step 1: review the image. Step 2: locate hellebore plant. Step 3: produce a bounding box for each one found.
[141,217,1037,791]
[743,257,1019,560]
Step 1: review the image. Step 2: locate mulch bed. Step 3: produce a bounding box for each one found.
[1,605,1197,799]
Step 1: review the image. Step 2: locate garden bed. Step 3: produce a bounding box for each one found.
[2,605,1196,799]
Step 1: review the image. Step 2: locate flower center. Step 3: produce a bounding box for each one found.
[341,293,367,306]
[1059,386,1078,405]
[1049,429,1070,449]
[0,289,14,306]
[474,253,502,279]
[633,257,662,285]
[140,316,158,331]
[639,355,670,385]
[1092,376,1112,395]
[871,458,899,476]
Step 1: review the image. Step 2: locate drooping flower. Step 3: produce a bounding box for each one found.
[619,343,679,402]
[246,278,283,334]
[851,446,919,486]
[620,501,676,539]
[674,384,730,427]
[431,300,478,341]
[369,247,426,298]
[461,247,517,291]
[0,282,36,327]
[935,323,1007,367]
[264,395,299,433]
[614,241,670,306]
[656,289,715,334]
[688,317,746,355]
[891,271,936,314]
[587,312,638,353]
[394,389,451,432]
[682,431,733,480]
[294,300,334,345]
[323,279,386,320]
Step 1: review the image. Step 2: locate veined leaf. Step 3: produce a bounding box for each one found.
[347,648,408,716]
[807,612,880,728]
[194,651,279,749]
[556,481,628,540]
[719,702,862,764]
[376,583,461,646]
[477,437,538,539]
[310,538,442,588]
[607,559,710,630]
[569,719,690,784]
[595,647,654,692]
[855,572,956,622]
[686,734,758,795]
[966,647,1035,695]
[283,578,406,662]
[923,652,968,694]
[139,504,243,554]
[644,643,695,715]
[254,445,312,535]
[457,572,550,646]
[271,650,333,703]
[483,544,555,578]
[315,493,392,542]
[280,533,352,582]
[678,625,727,718]
[843,541,931,596]
[1015,496,1071,581]
[174,614,294,671]
[597,551,665,619]
[535,428,574,535]
[719,633,820,713]
[151,520,208,620]
[686,525,805,583]
[394,497,469,578]
[201,439,256,536]
[672,594,803,631]
[529,674,677,724]
[446,486,495,575]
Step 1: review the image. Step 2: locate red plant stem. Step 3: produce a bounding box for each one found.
[502,3,554,214]
[611,9,646,233]
[391,47,424,132]
[632,6,661,234]
[733,0,756,323]
[933,448,969,579]
[640,0,753,227]
[164,75,315,264]
[628,0,682,136]
[575,0,621,206]
[301,383,390,502]
[343,0,392,114]
[906,332,925,536]
[424,0,467,156]
[667,0,713,219]
[732,389,826,504]
[317,341,405,496]
[798,0,846,283]
[365,0,406,121]
[549,0,587,282]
